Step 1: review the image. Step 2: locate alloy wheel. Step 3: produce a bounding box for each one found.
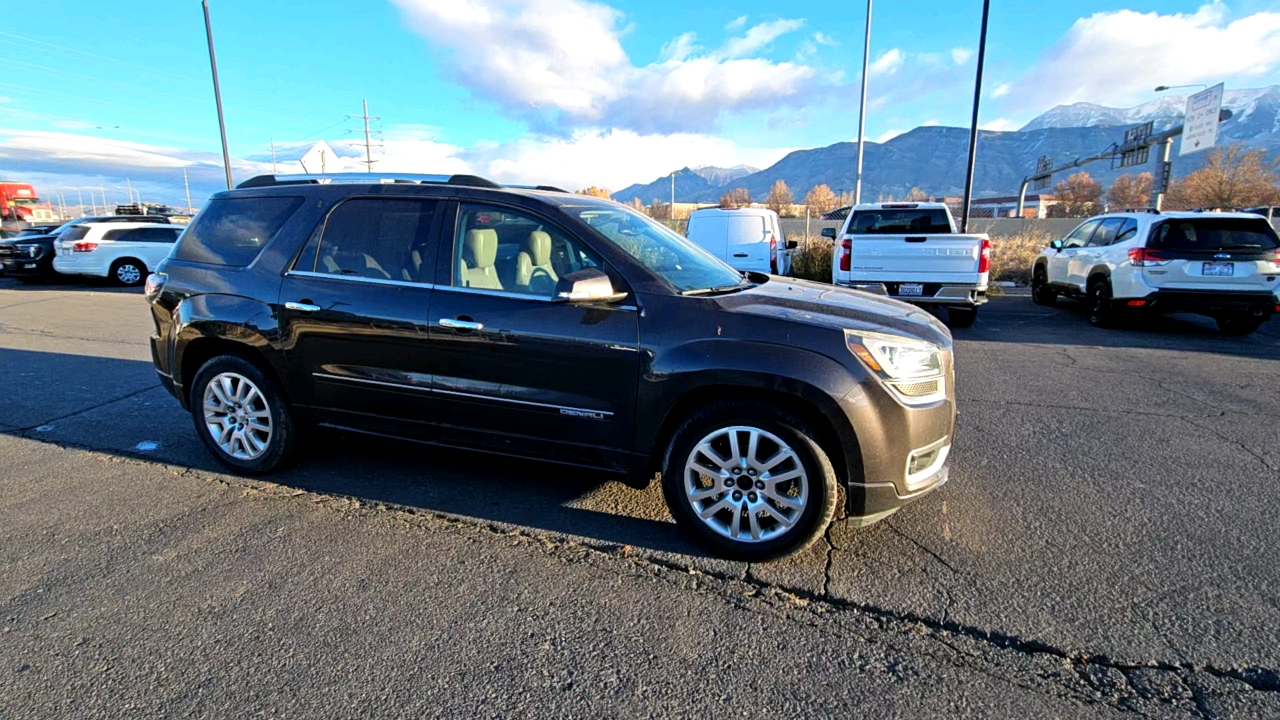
[202,372,273,460]
[116,264,142,285]
[682,426,808,543]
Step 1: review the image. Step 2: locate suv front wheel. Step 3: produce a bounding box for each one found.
[661,401,838,561]
[189,354,298,473]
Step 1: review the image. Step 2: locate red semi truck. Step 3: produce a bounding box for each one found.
[0,181,59,224]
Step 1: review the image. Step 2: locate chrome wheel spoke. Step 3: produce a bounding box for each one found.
[202,372,273,461]
[683,425,809,544]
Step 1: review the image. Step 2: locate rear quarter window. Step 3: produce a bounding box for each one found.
[172,196,304,266]
[1148,218,1280,252]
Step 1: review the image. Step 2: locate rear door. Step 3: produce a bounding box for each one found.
[278,196,442,437]
[1143,217,1280,291]
[725,213,769,272]
[1069,217,1124,287]
[130,226,184,270]
[686,213,729,262]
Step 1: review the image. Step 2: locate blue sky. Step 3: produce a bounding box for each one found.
[2,0,1280,206]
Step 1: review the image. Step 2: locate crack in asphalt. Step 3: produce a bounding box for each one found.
[1179,416,1280,475]
[10,384,161,433]
[958,397,1226,420]
[0,324,151,347]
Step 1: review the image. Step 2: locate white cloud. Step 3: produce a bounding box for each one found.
[950,47,973,65]
[813,32,837,47]
[1002,2,1280,111]
[726,15,747,32]
[922,119,940,126]
[713,18,805,60]
[992,83,1011,98]
[391,0,816,134]
[660,32,699,62]
[876,129,903,143]
[869,48,905,76]
[979,118,1014,131]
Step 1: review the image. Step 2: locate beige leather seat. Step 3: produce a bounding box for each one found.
[459,229,502,289]
[516,231,559,295]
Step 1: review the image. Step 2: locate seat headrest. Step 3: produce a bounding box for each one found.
[525,231,552,266]
[464,229,498,269]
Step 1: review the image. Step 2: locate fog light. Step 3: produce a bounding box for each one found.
[906,444,950,487]
[908,448,941,476]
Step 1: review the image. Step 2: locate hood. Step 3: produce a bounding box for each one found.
[715,276,953,347]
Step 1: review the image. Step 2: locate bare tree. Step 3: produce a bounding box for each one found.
[765,180,794,215]
[719,187,751,208]
[648,198,670,219]
[575,186,611,199]
[904,187,930,201]
[803,184,837,214]
[1047,171,1104,217]
[1163,144,1280,210]
[628,197,647,214]
[1106,173,1153,210]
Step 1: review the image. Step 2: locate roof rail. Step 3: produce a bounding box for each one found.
[1118,207,1160,213]
[235,173,505,189]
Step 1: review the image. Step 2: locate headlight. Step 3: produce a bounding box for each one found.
[17,244,39,258]
[845,330,947,404]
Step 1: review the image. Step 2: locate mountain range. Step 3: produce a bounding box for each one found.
[613,86,1280,205]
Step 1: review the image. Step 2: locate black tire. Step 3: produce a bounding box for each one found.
[947,306,978,328]
[1216,313,1266,336]
[16,275,46,285]
[660,401,838,561]
[1031,267,1056,306]
[189,354,298,474]
[110,258,146,287]
[1087,279,1115,328]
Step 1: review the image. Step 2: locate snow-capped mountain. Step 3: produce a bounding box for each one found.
[1021,86,1280,132]
[690,165,759,185]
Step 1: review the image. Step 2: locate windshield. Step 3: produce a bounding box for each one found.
[1149,218,1280,252]
[12,198,39,206]
[571,205,747,293]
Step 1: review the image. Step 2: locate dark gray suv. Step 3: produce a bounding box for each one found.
[147,173,956,560]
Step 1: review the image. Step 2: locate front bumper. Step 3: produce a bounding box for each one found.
[1137,289,1279,315]
[0,253,55,276]
[838,282,988,307]
[836,356,956,523]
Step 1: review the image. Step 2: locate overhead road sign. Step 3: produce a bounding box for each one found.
[1180,83,1224,156]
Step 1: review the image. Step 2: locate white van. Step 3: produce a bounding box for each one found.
[686,208,792,275]
[53,222,183,286]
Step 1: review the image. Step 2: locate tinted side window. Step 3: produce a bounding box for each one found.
[453,204,601,297]
[173,196,304,267]
[132,227,181,243]
[295,198,437,283]
[1114,219,1138,244]
[849,209,950,234]
[102,228,128,241]
[1088,218,1125,246]
[1063,220,1100,248]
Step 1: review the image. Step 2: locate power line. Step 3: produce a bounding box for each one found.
[0,29,201,83]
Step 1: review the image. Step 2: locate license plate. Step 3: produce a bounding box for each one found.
[898,283,924,296]
[1203,262,1234,277]
[23,263,36,269]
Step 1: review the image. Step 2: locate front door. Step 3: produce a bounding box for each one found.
[1048,219,1100,286]
[427,202,640,469]
[1069,217,1124,288]
[277,196,442,437]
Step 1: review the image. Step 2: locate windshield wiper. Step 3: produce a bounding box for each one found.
[682,281,755,296]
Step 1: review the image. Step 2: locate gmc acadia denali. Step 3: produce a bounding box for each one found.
[147,173,956,560]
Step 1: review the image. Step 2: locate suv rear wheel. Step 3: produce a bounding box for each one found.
[1087,279,1116,328]
[947,306,978,328]
[110,258,145,287]
[1216,312,1266,336]
[661,401,838,561]
[189,355,298,473]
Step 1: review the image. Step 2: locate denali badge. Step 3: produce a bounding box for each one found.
[560,407,605,421]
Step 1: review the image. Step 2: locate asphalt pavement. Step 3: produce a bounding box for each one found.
[1,275,1278,718]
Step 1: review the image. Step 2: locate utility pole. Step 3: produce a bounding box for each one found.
[853,0,872,206]
[125,177,136,205]
[203,0,234,189]
[670,171,675,221]
[1151,138,1173,211]
[360,99,378,172]
[100,185,108,213]
[183,168,193,213]
[959,0,991,233]
[75,188,84,217]
[270,138,277,174]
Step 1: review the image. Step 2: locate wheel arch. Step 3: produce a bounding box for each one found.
[1087,266,1112,287]
[171,294,288,410]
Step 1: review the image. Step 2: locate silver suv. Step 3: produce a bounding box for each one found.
[1031,211,1280,335]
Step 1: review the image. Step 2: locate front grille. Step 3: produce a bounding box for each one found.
[892,378,942,397]
[0,245,13,258]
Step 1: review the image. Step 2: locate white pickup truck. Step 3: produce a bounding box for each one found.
[823,202,991,327]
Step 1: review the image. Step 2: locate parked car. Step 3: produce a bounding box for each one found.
[147,172,956,561]
[823,202,990,327]
[1031,211,1280,335]
[52,221,183,286]
[685,207,792,275]
[1,215,176,283]
[821,206,851,221]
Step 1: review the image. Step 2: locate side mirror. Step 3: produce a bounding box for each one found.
[1050,239,1064,250]
[785,239,798,250]
[554,268,627,304]
[821,227,837,239]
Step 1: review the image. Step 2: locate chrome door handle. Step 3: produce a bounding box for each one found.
[285,302,321,313]
[439,318,483,331]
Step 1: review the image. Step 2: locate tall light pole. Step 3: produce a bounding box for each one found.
[270,138,278,174]
[959,0,991,233]
[853,0,872,206]
[75,188,85,217]
[670,171,675,221]
[183,168,193,213]
[203,0,234,189]
[1155,84,1207,93]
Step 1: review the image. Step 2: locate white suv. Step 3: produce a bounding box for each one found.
[53,222,183,286]
[1031,211,1280,335]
